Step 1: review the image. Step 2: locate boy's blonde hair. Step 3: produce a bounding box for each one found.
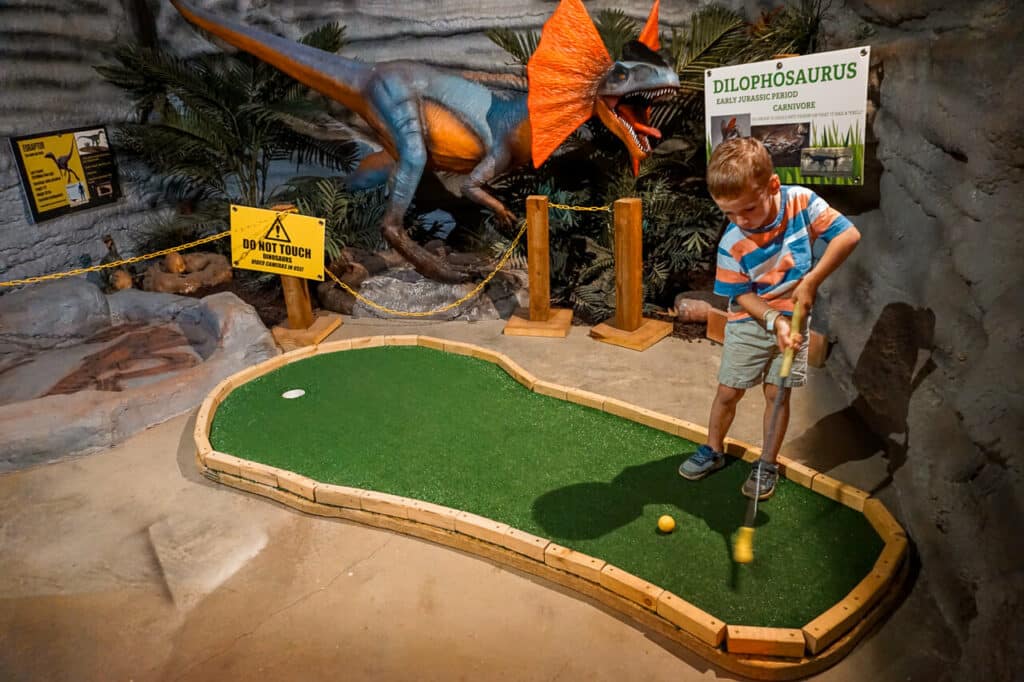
[706,137,774,199]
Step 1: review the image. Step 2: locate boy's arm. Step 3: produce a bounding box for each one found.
[792,226,861,311]
[734,290,808,352]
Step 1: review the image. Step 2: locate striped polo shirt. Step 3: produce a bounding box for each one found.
[714,185,853,322]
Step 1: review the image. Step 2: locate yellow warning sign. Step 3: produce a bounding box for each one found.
[230,205,325,280]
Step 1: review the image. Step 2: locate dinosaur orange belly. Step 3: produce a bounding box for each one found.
[422,101,484,173]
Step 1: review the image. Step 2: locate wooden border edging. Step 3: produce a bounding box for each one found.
[193,335,910,679]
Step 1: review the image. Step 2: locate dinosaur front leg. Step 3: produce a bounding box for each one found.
[462,153,517,231]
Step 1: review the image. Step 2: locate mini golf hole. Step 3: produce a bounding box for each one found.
[282,389,306,399]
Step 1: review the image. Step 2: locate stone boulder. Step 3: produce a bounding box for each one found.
[320,266,529,321]
[0,281,279,471]
[0,278,110,354]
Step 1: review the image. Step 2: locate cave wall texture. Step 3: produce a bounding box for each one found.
[820,1,1023,678]
[2,0,1022,677]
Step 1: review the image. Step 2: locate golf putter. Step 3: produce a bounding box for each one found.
[733,302,804,564]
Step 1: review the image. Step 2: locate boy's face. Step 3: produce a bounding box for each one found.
[713,174,781,230]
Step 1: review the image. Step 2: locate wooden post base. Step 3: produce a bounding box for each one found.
[271,312,342,352]
[706,308,728,344]
[589,317,673,351]
[503,307,573,338]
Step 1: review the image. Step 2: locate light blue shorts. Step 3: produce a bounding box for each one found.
[718,317,809,389]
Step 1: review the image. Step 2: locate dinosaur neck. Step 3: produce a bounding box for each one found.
[170,0,371,116]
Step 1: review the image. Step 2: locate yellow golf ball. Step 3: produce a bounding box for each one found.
[657,515,676,533]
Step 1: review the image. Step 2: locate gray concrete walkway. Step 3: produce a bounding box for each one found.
[0,317,956,681]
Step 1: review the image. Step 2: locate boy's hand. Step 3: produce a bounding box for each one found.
[774,316,803,352]
[791,277,819,312]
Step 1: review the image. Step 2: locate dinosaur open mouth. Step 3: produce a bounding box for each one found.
[602,87,676,154]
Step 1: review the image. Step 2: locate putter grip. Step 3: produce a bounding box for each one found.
[733,526,755,564]
[778,302,805,379]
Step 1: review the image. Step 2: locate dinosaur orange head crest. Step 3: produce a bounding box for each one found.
[528,0,679,174]
[638,0,662,52]
[527,0,612,169]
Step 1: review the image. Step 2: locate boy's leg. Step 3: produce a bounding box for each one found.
[681,318,775,481]
[759,381,791,464]
[708,383,746,452]
[741,324,809,499]
[680,384,745,480]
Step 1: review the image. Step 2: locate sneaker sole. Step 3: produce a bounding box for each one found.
[741,483,776,501]
[678,457,725,481]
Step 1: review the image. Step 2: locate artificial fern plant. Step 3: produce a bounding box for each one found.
[95,22,359,253]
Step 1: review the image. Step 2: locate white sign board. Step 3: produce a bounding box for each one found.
[705,46,871,185]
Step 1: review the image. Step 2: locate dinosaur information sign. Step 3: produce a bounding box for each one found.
[705,46,871,186]
[9,126,121,223]
[230,205,325,281]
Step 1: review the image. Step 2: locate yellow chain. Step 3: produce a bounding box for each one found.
[547,202,611,212]
[0,231,231,288]
[326,220,528,318]
[1,199,600,302]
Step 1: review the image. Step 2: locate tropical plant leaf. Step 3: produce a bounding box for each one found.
[668,5,749,93]
[595,9,639,61]
[484,28,539,67]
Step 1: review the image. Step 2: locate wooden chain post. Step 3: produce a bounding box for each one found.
[589,197,672,351]
[613,197,643,332]
[502,195,572,338]
[527,195,551,322]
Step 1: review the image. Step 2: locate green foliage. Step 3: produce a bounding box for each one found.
[481,1,827,322]
[751,0,833,56]
[274,176,387,260]
[95,22,359,254]
[595,9,641,61]
[484,27,539,67]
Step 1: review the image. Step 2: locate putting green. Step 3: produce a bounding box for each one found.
[209,345,883,629]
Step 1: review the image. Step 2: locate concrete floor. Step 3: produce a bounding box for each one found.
[0,317,957,681]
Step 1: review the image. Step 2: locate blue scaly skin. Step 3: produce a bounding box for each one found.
[171,0,678,282]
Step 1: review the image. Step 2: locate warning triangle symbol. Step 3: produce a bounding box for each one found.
[263,215,292,243]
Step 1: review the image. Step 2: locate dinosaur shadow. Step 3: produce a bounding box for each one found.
[788,302,936,494]
[531,453,768,586]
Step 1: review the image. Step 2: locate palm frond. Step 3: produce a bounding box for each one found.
[596,9,639,61]
[299,22,347,52]
[485,28,539,67]
[668,5,749,92]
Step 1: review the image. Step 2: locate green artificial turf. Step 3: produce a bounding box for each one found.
[210,346,883,628]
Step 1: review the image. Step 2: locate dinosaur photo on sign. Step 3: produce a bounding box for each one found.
[170,0,679,283]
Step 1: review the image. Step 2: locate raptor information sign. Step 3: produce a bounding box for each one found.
[705,46,871,185]
[10,126,121,223]
[230,205,325,281]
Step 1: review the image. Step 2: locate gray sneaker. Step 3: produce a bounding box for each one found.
[742,460,778,500]
[679,444,725,480]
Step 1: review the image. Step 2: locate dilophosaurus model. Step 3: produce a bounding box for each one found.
[170,0,679,283]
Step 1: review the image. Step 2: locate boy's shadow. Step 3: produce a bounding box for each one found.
[789,302,936,494]
[531,454,766,586]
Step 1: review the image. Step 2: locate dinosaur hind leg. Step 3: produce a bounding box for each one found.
[378,100,470,284]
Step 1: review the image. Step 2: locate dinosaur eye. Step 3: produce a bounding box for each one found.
[611,65,628,82]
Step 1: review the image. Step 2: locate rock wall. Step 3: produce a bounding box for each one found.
[0,0,161,286]
[818,1,1024,678]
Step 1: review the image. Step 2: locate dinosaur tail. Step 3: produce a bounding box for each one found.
[170,0,371,115]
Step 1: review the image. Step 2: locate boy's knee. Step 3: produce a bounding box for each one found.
[716,384,745,406]
[763,382,791,403]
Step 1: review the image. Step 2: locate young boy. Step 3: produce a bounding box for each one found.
[679,137,861,499]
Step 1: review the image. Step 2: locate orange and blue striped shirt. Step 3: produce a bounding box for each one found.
[714,185,852,323]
